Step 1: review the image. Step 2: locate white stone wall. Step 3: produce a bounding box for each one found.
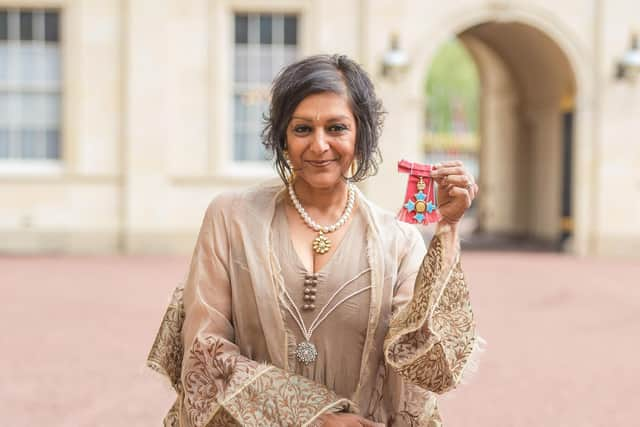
[593,0,640,256]
[0,0,639,256]
[1,0,123,253]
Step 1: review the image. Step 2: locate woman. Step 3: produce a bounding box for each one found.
[147,54,480,427]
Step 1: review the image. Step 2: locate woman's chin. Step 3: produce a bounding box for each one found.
[298,173,345,190]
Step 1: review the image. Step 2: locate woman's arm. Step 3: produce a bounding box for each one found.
[147,197,355,427]
[384,220,478,395]
[384,160,481,394]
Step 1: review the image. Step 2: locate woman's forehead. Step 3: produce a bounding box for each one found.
[292,92,354,120]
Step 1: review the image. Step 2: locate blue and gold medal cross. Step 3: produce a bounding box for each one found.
[404,176,436,223]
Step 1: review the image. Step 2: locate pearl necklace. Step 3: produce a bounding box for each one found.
[287,182,356,254]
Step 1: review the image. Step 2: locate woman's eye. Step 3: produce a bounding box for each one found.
[328,124,348,133]
[293,125,311,134]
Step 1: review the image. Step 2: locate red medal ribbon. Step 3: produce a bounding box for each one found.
[396,159,440,224]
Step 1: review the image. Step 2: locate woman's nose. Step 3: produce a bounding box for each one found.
[310,128,330,153]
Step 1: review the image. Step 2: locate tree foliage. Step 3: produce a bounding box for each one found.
[425,39,480,134]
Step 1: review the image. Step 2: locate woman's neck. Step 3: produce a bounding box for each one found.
[292,179,349,217]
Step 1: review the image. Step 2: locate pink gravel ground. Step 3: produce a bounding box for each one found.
[1,251,639,426]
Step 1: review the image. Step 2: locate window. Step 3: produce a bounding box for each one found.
[0,9,61,160]
[233,13,298,162]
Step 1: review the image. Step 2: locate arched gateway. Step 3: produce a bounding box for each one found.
[369,3,595,255]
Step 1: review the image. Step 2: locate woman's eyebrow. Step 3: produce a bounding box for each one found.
[290,115,351,122]
[325,115,351,122]
[291,115,313,122]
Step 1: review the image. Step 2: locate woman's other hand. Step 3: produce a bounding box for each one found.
[431,160,478,226]
[318,413,385,426]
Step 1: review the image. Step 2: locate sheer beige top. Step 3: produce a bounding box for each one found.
[274,199,371,398]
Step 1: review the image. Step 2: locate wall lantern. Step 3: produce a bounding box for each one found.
[616,32,640,82]
[381,33,409,78]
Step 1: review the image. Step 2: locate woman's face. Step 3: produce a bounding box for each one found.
[286,91,357,190]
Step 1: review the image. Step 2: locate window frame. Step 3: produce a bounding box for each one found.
[0,6,63,172]
[231,11,299,164]
[204,0,309,181]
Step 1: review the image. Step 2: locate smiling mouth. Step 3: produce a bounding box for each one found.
[306,159,336,167]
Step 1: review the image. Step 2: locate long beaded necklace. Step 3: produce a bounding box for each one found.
[287,182,356,255]
[284,181,360,364]
[281,268,372,364]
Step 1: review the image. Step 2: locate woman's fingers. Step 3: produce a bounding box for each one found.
[448,186,472,208]
[431,160,479,201]
[432,166,466,177]
[319,413,383,427]
[359,419,385,427]
[433,160,463,168]
[437,175,477,199]
[441,174,471,187]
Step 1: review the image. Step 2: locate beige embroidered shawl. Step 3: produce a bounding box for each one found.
[147,180,477,427]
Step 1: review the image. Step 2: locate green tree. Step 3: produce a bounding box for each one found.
[425,39,479,134]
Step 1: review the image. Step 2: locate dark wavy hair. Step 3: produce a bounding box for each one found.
[262,54,385,183]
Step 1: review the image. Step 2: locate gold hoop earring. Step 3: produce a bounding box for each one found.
[284,151,296,183]
[349,160,358,180]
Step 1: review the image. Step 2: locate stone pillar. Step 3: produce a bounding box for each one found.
[121,0,170,253]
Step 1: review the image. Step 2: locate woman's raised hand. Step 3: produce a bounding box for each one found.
[431,160,479,226]
[318,413,385,427]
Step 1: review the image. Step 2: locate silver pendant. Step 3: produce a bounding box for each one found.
[295,341,318,365]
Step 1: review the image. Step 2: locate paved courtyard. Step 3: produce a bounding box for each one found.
[1,250,639,426]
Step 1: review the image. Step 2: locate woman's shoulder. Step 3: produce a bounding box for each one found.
[204,178,284,219]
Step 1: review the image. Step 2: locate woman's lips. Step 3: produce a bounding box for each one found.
[306,159,336,167]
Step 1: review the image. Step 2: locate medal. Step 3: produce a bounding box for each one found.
[397,160,440,225]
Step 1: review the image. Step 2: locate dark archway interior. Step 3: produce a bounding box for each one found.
[457,21,577,250]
